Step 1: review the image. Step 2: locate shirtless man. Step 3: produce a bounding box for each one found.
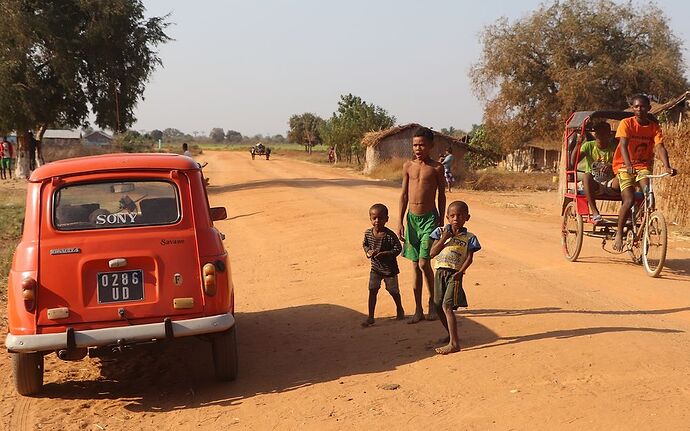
[398,127,447,323]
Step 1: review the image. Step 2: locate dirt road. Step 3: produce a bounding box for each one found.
[2,151,690,430]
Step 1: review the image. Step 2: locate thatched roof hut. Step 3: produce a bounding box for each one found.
[361,123,470,175]
[504,138,560,172]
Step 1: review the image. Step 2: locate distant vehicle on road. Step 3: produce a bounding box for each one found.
[250,142,271,160]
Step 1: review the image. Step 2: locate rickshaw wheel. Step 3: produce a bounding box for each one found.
[642,211,667,278]
[626,229,642,264]
[561,201,583,262]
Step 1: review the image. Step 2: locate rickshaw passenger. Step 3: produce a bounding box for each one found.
[569,122,617,224]
[612,94,676,251]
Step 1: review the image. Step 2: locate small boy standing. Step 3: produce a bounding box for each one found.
[362,203,405,327]
[428,201,481,354]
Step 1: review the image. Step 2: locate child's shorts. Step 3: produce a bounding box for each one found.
[402,211,438,262]
[434,267,468,310]
[617,168,651,192]
[368,271,399,294]
[444,169,454,184]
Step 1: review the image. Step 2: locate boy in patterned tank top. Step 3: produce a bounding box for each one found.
[428,201,481,354]
[362,203,405,327]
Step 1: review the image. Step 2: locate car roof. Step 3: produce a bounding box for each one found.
[30,153,200,182]
[567,111,634,129]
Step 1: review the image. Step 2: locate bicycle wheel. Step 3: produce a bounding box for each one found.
[561,201,583,262]
[642,211,667,277]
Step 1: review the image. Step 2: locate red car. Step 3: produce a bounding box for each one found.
[5,153,237,395]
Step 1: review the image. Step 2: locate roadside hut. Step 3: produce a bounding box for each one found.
[650,91,689,124]
[43,129,82,146]
[361,123,470,175]
[503,139,560,172]
[84,130,113,147]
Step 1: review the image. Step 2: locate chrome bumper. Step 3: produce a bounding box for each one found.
[5,313,235,353]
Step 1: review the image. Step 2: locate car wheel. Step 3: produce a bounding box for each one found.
[12,352,44,396]
[212,326,238,381]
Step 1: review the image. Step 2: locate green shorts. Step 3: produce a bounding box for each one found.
[402,210,438,262]
[1,158,10,169]
[434,268,467,309]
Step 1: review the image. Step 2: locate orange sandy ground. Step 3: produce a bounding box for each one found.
[2,151,690,430]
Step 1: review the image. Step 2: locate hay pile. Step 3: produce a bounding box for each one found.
[655,122,690,229]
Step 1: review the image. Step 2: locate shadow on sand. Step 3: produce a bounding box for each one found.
[207,177,398,195]
[38,304,682,412]
[39,304,489,410]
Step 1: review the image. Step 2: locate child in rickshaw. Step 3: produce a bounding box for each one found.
[612,94,676,251]
[569,121,617,225]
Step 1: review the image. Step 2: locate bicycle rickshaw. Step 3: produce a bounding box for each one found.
[561,111,671,277]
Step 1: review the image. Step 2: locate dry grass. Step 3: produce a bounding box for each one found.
[367,159,557,191]
[655,121,690,228]
[42,143,109,162]
[367,157,407,182]
[464,169,557,191]
[0,183,26,302]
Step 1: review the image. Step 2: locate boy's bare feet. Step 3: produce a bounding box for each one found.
[435,343,460,355]
[613,231,624,251]
[396,308,406,320]
[361,317,375,327]
[408,312,424,324]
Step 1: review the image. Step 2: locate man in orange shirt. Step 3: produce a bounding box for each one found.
[612,94,676,251]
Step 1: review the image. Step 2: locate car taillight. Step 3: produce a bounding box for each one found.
[203,263,217,296]
[21,277,37,311]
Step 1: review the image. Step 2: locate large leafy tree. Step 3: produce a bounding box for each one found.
[319,94,396,163]
[209,127,225,143]
[225,130,242,142]
[471,0,688,151]
[287,113,324,154]
[0,0,170,177]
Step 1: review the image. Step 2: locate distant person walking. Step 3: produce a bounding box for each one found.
[441,147,455,193]
[1,136,14,180]
[182,142,192,158]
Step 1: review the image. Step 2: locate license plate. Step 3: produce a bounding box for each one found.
[97,270,144,303]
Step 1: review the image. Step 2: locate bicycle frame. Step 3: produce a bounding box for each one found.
[627,173,667,246]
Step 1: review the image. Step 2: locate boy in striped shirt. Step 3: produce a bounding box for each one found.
[362,203,405,327]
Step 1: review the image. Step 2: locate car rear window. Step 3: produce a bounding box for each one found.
[53,181,180,231]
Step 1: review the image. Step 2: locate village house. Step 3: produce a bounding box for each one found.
[503,139,561,172]
[650,91,689,123]
[42,129,82,146]
[361,123,470,176]
[84,130,113,146]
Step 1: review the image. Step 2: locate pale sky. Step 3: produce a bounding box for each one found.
[132,0,690,137]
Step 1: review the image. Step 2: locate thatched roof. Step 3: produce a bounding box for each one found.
[651,91,689,115]
[361,123,469,148]
[623,91,689,116]
[525,138,561,151]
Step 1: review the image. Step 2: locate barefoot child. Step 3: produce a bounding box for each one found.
[398,127,446,323]
[362,203,405,326]
[428,201,481,354]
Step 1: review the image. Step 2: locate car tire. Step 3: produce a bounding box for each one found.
[212,325,238,382]
[12,352,44,396]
